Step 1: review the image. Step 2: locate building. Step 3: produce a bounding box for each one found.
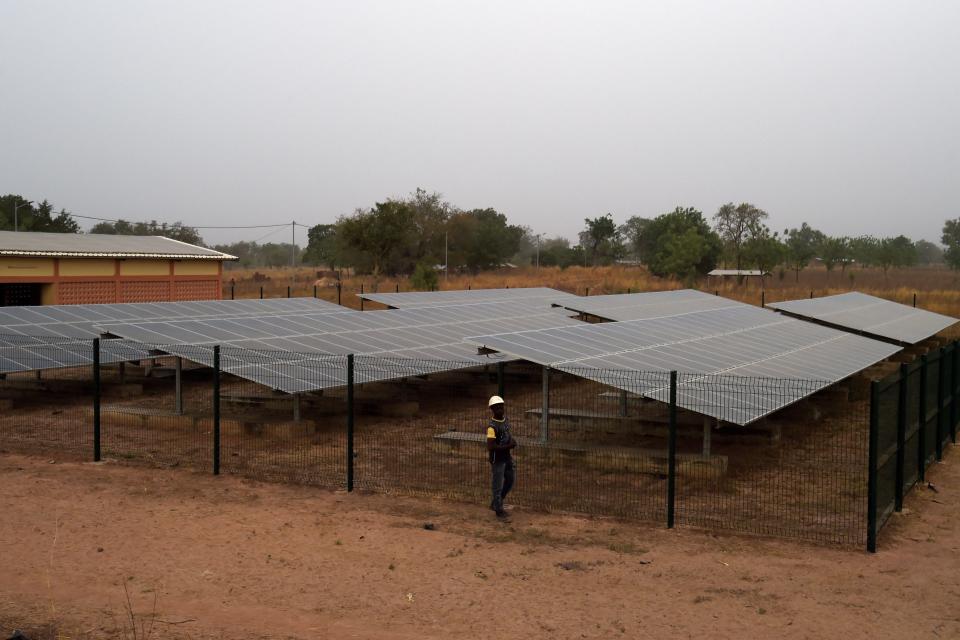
[0,231,237,305]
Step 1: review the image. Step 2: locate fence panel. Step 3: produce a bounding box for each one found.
[0,336,97,460]
[674,374,869,546]
[924,354,940,469]
[902,362,922,490]
[875,371,900,532]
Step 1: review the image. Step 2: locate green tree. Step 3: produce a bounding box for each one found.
[942,219,960,270]
[0,195,80,233]
[579,214,623,265]
[876,236,917,274]
[619,216,652,261]
[741,226,785,275]
[783,223,825,282]
[410,262,439,290]
[848,235,880,268]
[89,218,204,245]
[537,237,580,268]
[447,208,524,272]
[641,207,722,279]
[817,236,851,277]
[336,201,413,275]
[303,224,338,267]
[914,239,944,265]
[713,202,769,270]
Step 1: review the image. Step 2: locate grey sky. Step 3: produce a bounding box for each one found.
[1,1,958,247]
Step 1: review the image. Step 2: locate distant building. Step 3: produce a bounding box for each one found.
[0,231,237,306]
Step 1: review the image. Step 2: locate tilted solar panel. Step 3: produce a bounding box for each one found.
[559,289,744,321]
[98,301,585,393]
[465,304,901,425]
[766,292,957,345]
[358,287,580,309]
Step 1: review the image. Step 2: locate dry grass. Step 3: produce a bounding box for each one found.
[223,264,960,317]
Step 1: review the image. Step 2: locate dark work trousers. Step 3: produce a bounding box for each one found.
[490,458,515,512]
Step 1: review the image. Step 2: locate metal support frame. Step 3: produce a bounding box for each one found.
[540,366,550,442]
[867,379,879,553]
[618,390,628,417]
[702,417,712,457]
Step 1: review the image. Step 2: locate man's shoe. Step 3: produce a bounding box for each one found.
[495,509,509,519]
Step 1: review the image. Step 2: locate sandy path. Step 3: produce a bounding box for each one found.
[1,451,958,639]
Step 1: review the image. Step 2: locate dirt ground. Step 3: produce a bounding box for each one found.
[2,451,959,640]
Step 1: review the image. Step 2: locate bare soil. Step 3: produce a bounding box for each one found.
[1,449,959,640]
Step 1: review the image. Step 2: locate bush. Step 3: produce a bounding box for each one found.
[411,262,439,291]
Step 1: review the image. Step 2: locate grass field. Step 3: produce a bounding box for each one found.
[223,264,960,318]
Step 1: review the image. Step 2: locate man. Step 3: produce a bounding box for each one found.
[486,395,516,519]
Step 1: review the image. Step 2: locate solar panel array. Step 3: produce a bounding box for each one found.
[465,303,901,425]
[560,289,742,321]
[0,298,348,374]
[98,301,586,393]
[766,292,958,345]
[359,287,581,309]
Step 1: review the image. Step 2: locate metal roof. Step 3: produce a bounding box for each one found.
[766,292,958,345]
[707,269,770,277]
[0,230,237,260]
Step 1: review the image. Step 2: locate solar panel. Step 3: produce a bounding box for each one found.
[465,304,901,425]
[560,289,743,321]
[359,287,581,309]
[98,301,586,393]
[0,298,348,374]
[766,292,958,345]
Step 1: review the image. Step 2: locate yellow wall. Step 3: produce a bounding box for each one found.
[59,258,116,276]
[0,257,54,277]
[119,259,170,276]
[41,283,57,305]
[173,261,219,276]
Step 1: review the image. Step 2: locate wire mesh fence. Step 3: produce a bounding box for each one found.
[1,336,958,551]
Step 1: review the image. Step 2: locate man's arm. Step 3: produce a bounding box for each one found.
[486,426,514,452]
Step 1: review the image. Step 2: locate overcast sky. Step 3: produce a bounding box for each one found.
[1,1,958,247]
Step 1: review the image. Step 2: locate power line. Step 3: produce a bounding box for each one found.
[63,211,312,230]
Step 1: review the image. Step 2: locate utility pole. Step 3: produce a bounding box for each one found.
[536,233,541,270]
[445,231,448,281]
[291,220,296,290]
[13,200,32,232]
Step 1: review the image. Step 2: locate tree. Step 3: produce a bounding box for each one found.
[578,214,623,265]
[641,207,722,279]
[817,236,851,276]
[943,219,960,270]
[849,235,880,268]
[876,236,917,274]
[537,237,580,268]
[0,195,80,233]
[410,262,439,290]
[447,208,524,272]
[89,218,204,245]
[713,202,768,270]
[783,223,825,282]
[741,226,785,275]
[303,224,338,267]
[619,216,652,261]
[914,239,944,265]
[336,201,413,275]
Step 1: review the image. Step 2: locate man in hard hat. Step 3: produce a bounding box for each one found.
[486,395,516,519]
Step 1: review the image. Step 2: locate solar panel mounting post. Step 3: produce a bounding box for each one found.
[259,286,263,300]
[293,393,300,422]
[337,282,342,305]
[497,361,505,399]
[360,284,364,311]
[918,354,928,481]
[702,416,712,456]
[913,293,917,308]
[937,347,945,461]
[287,285,291,298]
[618,390,628,417]
[952,342,958,444]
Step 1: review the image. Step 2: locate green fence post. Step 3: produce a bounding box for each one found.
[337,282,342,305]
[360,284,364,311]
[867,379,880,553]
[230,282,235,300]
[950,340,960,444]
[287,285,291,298]
[667,371,677,529]
[497,361,505,399]
[259,286,263,299]
[93,338,101,462]
[347,354,355,492]
[213,345,221,475]
[936,348,945,461]
[895,363,907,511]
[919,354,928,480]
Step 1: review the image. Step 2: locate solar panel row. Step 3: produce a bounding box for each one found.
[766,291,957,345]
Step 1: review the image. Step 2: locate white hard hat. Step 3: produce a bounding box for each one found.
[488,395,504,407]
